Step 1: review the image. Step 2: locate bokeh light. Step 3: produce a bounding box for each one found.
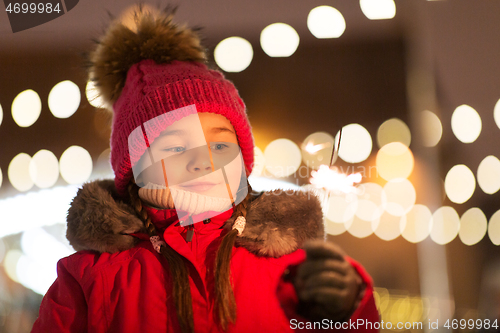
[346,215,374,238]
[264,139,302,177]
[4,249,23,283]
[376,142,414,181]
[48,80,81,118]
[337,124,372,163]
[93,148,114,179]
[445,164,475,204]
[12,89,42,127]
[0,102,3,127]
[494,99,500,131]
[307,6,346,38]
[59,146,93,184]
[377,118,411,148]
[214,37,253,72]
[29,149,59,188]
[356,182,386,221]
[477,155,500,194]
[383,178,416,216]
[301,132,334,169]
[0,238,5,264]
[360,0,396,20]
[0,167,2,189]
[400,204,432,243]
[8,153,33,192]
[488,210,500,245]
[451,104,482,143]
[459,208,487,246]
[20,227,74,294]
[420,110,443,147]
[0,185,78,238]
[324,218,347,236]
[260,23,299,57]
[431,206,460,245]
[373,211,402,241]
[250,147,266,177]
[325,192,358,223]
[86,81,106,109]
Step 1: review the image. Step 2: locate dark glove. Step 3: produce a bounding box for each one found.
[294,240,363,322]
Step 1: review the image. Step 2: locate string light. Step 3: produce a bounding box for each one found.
[214,37,253,72]
[12,89,41,127]
[261,23,299,57]
[264,139,301,177]
[420,110,442,147]
[307,6,346,38]
[337,124,372,163]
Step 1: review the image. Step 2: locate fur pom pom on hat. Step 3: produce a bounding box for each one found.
[87,5,254,196]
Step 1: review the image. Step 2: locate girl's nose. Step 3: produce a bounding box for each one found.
[187,147,213,173]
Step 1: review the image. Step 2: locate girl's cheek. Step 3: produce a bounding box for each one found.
[224,154,245,196]
[139,161,169,187]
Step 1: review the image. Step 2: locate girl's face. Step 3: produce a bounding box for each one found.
[136,112,244,202]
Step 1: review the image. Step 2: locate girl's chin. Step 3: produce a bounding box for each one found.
[173,184,234,199]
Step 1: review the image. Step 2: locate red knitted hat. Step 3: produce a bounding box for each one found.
[87,7,254,196]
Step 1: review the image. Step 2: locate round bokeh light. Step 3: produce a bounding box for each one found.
[264,139,302,177]
[8,153,34,192]
[445,164,475,204]
[431,206,460,245]
[59,146,93,184]
[459,207,487,246]
[301,132,334,169]
[451,104,482,143]
[337,124,372,164]
[400,204,432,243]
[420,110,442,147]
[48,80,81,118]
[29,150,59,188]
[214,37,253,72]
[477,155,500,195]
[260,23,299,57]
[376,142,414,181]
[377,118,411,148]
[307,6,346,38]
[12,89,42,127]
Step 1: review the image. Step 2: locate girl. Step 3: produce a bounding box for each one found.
[32,6,379,333]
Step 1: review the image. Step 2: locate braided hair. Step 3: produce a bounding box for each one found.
[214,180,253,330]
[128,182,194,333]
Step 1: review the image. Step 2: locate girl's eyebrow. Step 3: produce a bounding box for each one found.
[158,129,186,137]
[210,126,235,134]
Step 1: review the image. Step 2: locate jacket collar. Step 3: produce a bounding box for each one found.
[137,206,234,245]
[145,206,233,231]
[66,179,325,258]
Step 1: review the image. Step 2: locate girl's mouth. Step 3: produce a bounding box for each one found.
[179,182,218,192]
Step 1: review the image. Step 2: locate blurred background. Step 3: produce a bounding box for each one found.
[1,0,500,332]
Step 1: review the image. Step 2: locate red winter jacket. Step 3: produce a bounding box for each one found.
[32,180,379,332]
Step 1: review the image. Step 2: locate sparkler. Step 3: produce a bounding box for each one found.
[309,128,362,195]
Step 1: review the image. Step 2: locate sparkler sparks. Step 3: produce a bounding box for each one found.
[304,142,331,154]
[310,164,361,194]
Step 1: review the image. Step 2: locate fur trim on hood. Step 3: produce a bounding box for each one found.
[66,180,325,257]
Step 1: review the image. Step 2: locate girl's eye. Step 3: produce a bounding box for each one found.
[211,143,229,151]
[165,146,185,153]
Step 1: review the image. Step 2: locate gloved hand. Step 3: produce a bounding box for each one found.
[294,240,363,322]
